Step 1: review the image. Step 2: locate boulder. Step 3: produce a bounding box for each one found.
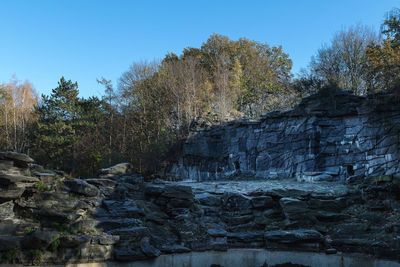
[222,192,251,211]
[140,239,160,258]
[195,193,221,206]
[98,163,133,178]
[0,201,14,220]
[144,183,165,197]
[279,197,310,221]
[0,186,25,200]
[207,228,227,237]
[0,160,14,171]
[103,200,145,218]
[162,184,193,199]
[108,226,150,242]
[95,234,120,245]
[0,174,39,185]
[250,195,274,209]
[59,234,91,248]
[64,179,99,197]
[0,152,34,163]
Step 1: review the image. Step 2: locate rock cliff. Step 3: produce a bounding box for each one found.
[167,89,400,181]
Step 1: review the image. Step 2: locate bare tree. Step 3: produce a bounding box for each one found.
[0,76,38,152]
[310,24,379,95]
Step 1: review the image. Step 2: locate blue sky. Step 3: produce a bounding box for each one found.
[1,0,399,97]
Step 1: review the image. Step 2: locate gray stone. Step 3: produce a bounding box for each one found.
[144,183,165,197]
[162,184,193,199]
[207,228,227,237]
[264,229,323,243]
[279,198,310,221]
[250,196,274,209]
[227,232,264,248]
[108,226,149,241]
[59,234,91,248]
[0,174,39,185]
[34,208,81,224]
[223,192,251,211]
[0,160,14,170]
[140,240,161,258]
[307,197,347,211]
[0,186,25,199]
[0,201,14,220]
[0,152,34,163]
[64,179,99,197]
[103,200,145,218]
[92,234,120,245]
[195,193,221,206]
[98,163,133,178]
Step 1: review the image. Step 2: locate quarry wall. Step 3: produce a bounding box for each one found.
[167,90,400,181]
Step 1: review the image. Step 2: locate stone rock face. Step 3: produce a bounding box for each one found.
[167,90,400,181]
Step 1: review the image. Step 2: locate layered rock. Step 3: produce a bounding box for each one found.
[0,152,38,203]
[1,155,400,265]
[167,90,400,181]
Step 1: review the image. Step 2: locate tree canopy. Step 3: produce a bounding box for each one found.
[4,11,400,177]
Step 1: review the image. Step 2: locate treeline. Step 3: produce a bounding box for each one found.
[295,9,400,95]
[2,9,400,176]
[0,77,38,153]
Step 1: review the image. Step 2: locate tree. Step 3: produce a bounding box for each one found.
[292,69,325,97]
[365,8,400,93]
[97,77,118,166]
[382,8,400,48]
[309,24,379,95]
[109,34,294,174]
[0,76,38,153]
[32,77,107,175]
[197,34,294,117]
[32,77,80,172]
[159,55,211,133]
[234,38,293,116]
[365,38,400,93]
[118,60,173,172]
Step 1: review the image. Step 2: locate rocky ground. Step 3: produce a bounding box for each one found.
[1,152,400,265]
